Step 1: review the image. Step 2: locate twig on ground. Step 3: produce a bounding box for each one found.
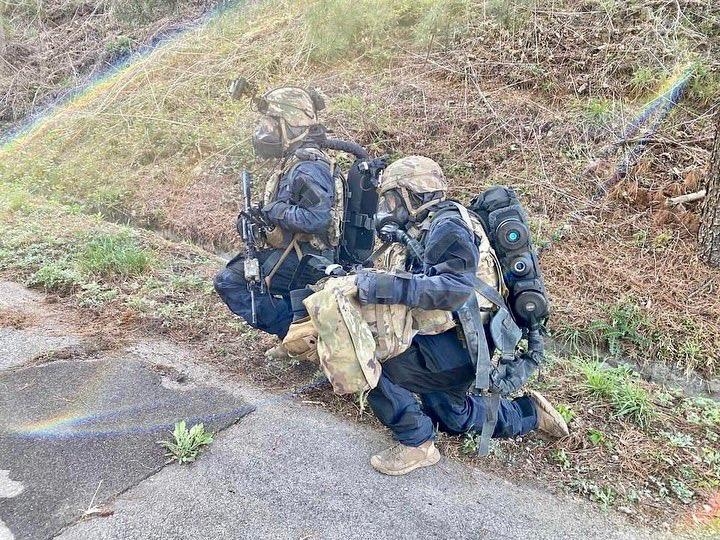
[666,189,706,206]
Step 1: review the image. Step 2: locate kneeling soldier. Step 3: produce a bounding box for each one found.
[354,156,569,476]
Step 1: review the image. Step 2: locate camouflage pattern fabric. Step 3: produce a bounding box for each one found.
[379,155,447,196]
[262,87,318,128]
[282,317,319,362]
[303,276,381,395]
[379,235,456,335]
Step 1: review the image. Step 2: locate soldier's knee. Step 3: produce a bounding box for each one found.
[213,267,242,299]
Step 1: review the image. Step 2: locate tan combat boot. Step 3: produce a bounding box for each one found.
[527,390,570,439]
[265,341,291,360]
[370,440,441,476]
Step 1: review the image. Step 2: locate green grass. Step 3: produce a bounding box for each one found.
[580,361,655,427]
[628,66,666,98]
[303,0,472,61]
[157,420,214,463]
[581,98,615,125]
[79,233,152,277]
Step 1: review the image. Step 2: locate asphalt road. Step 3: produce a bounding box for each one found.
[0,281,656,540]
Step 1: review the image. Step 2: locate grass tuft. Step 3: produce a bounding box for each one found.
[581,361,655,427]
[79,233,152,277]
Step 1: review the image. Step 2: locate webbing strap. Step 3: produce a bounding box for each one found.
[478,393,500,456]
[265,237,303,289]
[473,276,507,311]
[472,293,491,391]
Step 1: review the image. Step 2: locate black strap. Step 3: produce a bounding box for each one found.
[478,393,500,456]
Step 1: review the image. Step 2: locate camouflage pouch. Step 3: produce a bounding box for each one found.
[282,316,319,362]
[303,276,381,395]
[364,302,414,360]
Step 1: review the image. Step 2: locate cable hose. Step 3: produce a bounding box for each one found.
[319,137,369,159]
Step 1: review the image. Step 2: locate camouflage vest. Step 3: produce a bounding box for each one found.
[262,147,345,251]
[281,202,503,397]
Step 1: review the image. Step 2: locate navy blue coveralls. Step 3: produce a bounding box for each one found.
[356,208,538,446]
[214,156,335,338]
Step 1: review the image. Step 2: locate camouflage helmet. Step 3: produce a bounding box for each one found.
[257,87,319,128]
[380,155,447,196]
[379,156,447,217]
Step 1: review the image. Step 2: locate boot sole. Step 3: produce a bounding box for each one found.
[371,449,441,476]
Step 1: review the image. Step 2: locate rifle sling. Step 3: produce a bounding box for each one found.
[265,236,303,289]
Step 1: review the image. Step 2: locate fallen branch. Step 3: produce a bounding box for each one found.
[666,189,706,206]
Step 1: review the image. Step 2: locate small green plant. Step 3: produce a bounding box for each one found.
[28,262,81,292]
[556,404,576,424]
[669,478,694,503]
[581,361,655,427]
[79,233,152,277]
[661,430,694,448]
[552,448,572,469]
[589,300,650,357]
[688,63,720,106]
[461,432,480,454]
[587,428,606,446]
[572,480,616,508]
[582,98,614,124]
[105,35,133,57]
[158,421,213,464]
[628,67,664,97]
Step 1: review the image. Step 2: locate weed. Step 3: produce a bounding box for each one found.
[28,263,81,293]
[157,420,213,464]
[628,67,664,97]
[77,282,120,308]
[684,397,720,427]
[484,0,532,32]
[652,232,673,251]
[303,0,471,61]
[556,404,576,424]
[582,98,614,125]
[461,432,480,455]
[632,229,647,247]
[552,448,571,469]
[552,324,596,355]
[587,428,606,446]
[688,63,720,106]
[105,35,133,58]
[702,448,720,467]
[572,480,616,508]
[79,233,152,277]
[661,430,694,448]
[612,382,654,428]
[669,478,694,503]
[589,300,650,357]
[580,361,655,427]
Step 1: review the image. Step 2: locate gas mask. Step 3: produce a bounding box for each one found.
[252,116,284,159]
[375,189,410,234]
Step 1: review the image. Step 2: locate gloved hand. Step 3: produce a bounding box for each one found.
[489,351,541,396]
[238,203,271,229]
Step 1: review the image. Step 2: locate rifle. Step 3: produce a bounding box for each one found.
[240,170,264,324]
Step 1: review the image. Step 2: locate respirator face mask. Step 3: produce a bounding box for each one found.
[375,189,410,234]
[252,116,284,159]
